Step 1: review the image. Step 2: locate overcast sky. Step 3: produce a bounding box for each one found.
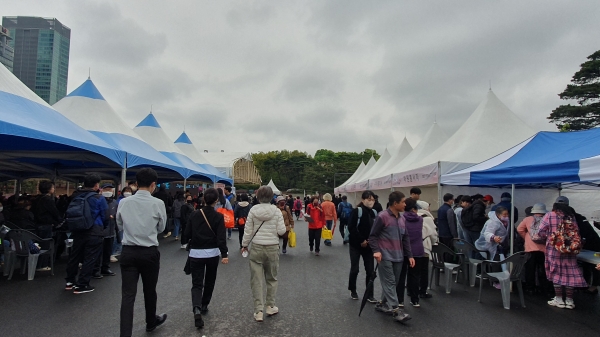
[4,1,600,156]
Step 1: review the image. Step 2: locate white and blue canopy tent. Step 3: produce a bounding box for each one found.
[442,128,600,255]
[53,79,190,185]
[174,132,233,185]
[134,113,215,183]
[0,63,125,182]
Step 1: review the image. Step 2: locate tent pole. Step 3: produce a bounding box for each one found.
[510,184,515,256]
[437,161,442,210]
[120,168,127,191]
[183,178,187,193]
[66,182,70,195]
[13,179,17,195]
[391,174,394,192]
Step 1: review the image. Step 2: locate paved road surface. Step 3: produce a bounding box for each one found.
[2,218,599,337]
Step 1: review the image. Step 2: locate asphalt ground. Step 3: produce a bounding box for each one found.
[1,218,600,337]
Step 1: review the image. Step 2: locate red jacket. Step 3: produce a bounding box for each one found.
[307,203,325,229]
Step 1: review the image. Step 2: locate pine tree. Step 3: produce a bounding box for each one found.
[548,50,600,130]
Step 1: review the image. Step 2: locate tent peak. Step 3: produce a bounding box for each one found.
[136,113,161,128]
[174,131,193,145]
[67,79,105,101]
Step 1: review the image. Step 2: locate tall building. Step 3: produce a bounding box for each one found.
[0,25,14,71]
[2,16,70,104]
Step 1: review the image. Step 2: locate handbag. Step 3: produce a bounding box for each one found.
[217,207,235,228]
[288,229,296,248]
[321,226,333,240]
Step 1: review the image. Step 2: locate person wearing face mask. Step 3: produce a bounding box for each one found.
[475,206,510,261]
[117,168,168,335]
[306,196,326,256]
[93,183,118,278]
[347,190,378,301]
[517,203,553,296]
[127,181,138,195]
[180,195,195,249]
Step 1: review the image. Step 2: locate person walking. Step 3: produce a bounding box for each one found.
[416,200,436,299]
[370,191,414,323]
[216,188,233,240]
[321,193,337,246]
[337,196,353,244]
[117,168,168,336]
[234,193,253,249]
[306,196,326,255]
[64,174,108,294]
[399,198,427,307]
[180,194,195,249]
[172,192,185,241]
[185,188,229,329]
[347,190,377,301]
[293,196,302,220]
[241,186,286,322]
[275,196,294,254]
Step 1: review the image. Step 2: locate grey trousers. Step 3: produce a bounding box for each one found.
[379,259,403,310]
[249,244,280,313]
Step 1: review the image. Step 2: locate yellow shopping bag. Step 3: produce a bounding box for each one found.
[288,229,296,248]
[321,227,333,240]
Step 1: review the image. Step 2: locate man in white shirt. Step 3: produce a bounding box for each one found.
[117,168,167,336]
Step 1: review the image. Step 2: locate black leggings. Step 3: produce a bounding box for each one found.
[308,228,322,252]
[238,226,245,248]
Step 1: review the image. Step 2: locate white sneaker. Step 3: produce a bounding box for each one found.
[266,306,279,316]
[564,298,575,309]
[110,255,118,263]
[548,297,565,308]
[254,311,264,322]
[163,232,171,238]
[181,244,188,249]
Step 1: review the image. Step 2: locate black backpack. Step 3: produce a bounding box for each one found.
[65,192,97,232]
[460,206,476,229]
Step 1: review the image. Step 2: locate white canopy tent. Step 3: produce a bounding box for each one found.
[346,156,377,192]
[356,148,391,185]
[174,132,232,184]
[335,161,366,194]
[266,179,281,195]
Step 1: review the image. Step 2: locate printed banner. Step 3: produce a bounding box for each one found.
[368,175,393,190]
[391,163,439,188]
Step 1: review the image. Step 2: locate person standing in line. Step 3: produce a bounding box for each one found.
[185,188,229,329]
[180,194,195,249]
[275,196,294,254]
[241,186,286,322]
[337,196,353,244]
[398,198,427,307]
[436,193,454,247]
[452,195,465,240]
[64,174,108,294]
[347,191,377,301]
[409,188,422,209]
[321,193,337,246]
[111,186,133,263]
[93,183,118,278]
[416,200,436,299]
[370,191,414,323]
[483,195,495,214]
[172,192,185,241]
[117,168,167,336]
[292,196,303,220]
[234,193,253,249]
[373,195,383,214]
[216,188,233,240]
[306,196,325,256]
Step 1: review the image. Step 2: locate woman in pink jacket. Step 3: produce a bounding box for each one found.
[517,203,553,296]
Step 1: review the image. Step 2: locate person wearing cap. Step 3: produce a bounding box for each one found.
[556,197,600,295]
[483,195,495,214]
[491,192,518,223]
[275,196,294,253]
[321,193,337,246]
[517,203,552,295]
[92,183,118,278]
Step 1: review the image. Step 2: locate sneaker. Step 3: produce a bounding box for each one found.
[266,306,279,316]
[92,273,103,279]
[493,282,502,290]
[227,236,231,240]
[282,249,287,254]
[254,311,264,322]
[174,236,179,241]
[110,255,118,263]
[393,309,412,323]
[65,282,74,291]
[410,301,420,308]
[564,298,575,309]
[548,297,565,308]
[36,267,51,272]
[73,285,95,294]
[367,297,377,303]
[310,247,313,252]
[375,302,394,315]
[146,313,167,332]
[181,244,188,249]
[315,252,320,256]
[163,232,172,238]
[419,293,433,299]
[398,302,404,308]
[350,292,359,300]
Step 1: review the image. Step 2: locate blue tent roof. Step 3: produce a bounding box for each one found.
[441,128,600,187]
[67,79,105,100]
[174,132,193,144]
[136,113,161,128]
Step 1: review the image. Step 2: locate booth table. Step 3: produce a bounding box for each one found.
[577,250,600,265]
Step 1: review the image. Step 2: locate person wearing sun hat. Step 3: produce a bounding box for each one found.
[517,203,553,295]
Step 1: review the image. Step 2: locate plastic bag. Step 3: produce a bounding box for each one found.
[321,227,333,240]
[288,229,296,248]
[217,208,235,228]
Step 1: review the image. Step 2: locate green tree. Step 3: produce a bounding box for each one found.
[548,50,600,130]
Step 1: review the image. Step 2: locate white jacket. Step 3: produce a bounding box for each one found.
[242,203,287,247]
[418,209,438,259]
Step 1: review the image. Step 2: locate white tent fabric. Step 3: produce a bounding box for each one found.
[355,148,391,185]
[266,179,281,195]
[335,161,366,194]
[174,132,232,184]
[347,156,377,192]
[367,138,414,189]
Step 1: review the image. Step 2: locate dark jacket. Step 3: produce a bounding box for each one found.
[575,212,600,251]
[154,189,171,213]
[185,206,228,258]
[404,211,425,257]
[31,194,62,226]
[71,189,108,237]
[462,200,488,233]
[180,202,195,226]
[437,203,452,238]
[8,207,37,231]
[101,198,117,238]
[234,202,252,226]
[373,201,383,214]
[348,204,377,249]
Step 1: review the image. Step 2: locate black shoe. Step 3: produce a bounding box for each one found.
[92,273,103,279]
[194,307,204,329]
[101,269,116,276]
[73,285,95,294]
[350,292,359,300]
[201,304,209,314]
[419,293,433,299]
[146,313,167,332]
[367,297,377,303]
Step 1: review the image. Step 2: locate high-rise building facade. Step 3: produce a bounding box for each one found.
[0,25,14,71]
[2,16,70,104]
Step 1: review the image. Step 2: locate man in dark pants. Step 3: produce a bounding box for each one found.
[117,168,167,336]
[64,174,108,294]
[93,183,118,278]
[337,196,352,243]
[437,193,454,248]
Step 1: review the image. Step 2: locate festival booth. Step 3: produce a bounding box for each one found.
[53,79,188,185]
[345,156,377,193]
[133,113,215,184]
[174,132,233,185]
[266,179,281,195]
[0,63,125,182]
[334,161,366,195]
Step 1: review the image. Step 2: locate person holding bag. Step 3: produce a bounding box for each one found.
[234,193,253,249]
[241,186,286,322]
[185,188,229,329]
[275,196,294,254]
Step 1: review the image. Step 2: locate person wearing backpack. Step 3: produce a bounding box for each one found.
[517,203,552,296]
[64,174,108,294]
[293,197,302,220]
[347,190,378,301]
[234,193,253,249]
[337,196,353,244]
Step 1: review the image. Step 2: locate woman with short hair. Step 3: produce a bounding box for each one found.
[241,186,287,322]
[185,188,229,329]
